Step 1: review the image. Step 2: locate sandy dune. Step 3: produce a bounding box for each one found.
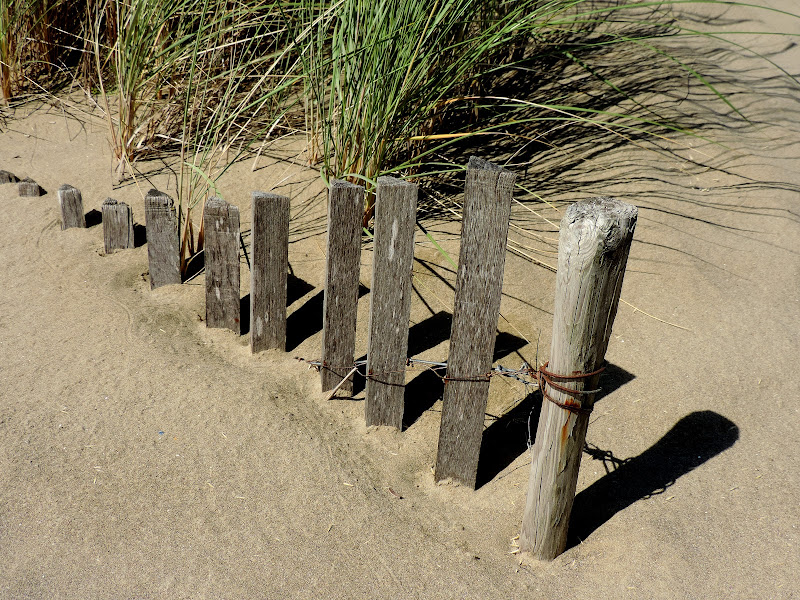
[1,2,798,598]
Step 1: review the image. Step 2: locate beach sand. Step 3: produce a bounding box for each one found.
[0,2,798,598]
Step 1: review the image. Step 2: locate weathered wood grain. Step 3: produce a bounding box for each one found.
[365,176,417,428]
[18,177,43,197]
[0,170,19,184]
[57,184,86,230]
[101,198,134,253]
[434,156,516,488]
[144,189,180,289]
[204,196,241,332]
[321,179,364,394]
[250,191,290,352]
[520,197,637,560]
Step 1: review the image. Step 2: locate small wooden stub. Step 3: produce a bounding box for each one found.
[57,184,86,230]
[250,191,290,352]
[520,197,637,560]
[321,179,364,394]
[365,176,417,428]
[434,156,516,488]
[0,170,19,184]
[101,198,134,252]
[204,196,241,332]
[18,177,43,197]
[144,189,180,289]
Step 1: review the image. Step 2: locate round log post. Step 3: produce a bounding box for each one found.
[520,197,637,560]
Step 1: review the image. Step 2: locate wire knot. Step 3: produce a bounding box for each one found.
[535,361,605,415]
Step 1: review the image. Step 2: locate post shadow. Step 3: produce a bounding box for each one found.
[240,294,251,335]
[286,284,369,352]
[287,273,315,307]
[85,209,102,228]
[182,249,205,283]
[475,362,636,488]
[566,410,739,548]
[242,273,313,339]
[402,328,529,430]
[407,311,452,356]
[133,223,147,247]
[354,310,453,398]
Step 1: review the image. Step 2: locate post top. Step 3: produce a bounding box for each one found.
[205,196,228,210]
[330,178,364,191]
[252,190,290,201]
[468,155,510,173]
[562,197,638,252]
[145,189,173,207]
[377,175,416,188]
[102,197,118,206]
[567,197,638,220]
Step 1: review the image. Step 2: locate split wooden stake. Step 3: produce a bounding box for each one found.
[0,170,19,184]
[434,156,516,488]
[58,184,85,229]
[321,179,363,394]
[144,189,180,289]
[250,191,290,352]
[101,198,134,252]
[18,177,43,197]
[365,176,417,428]
[204,196,241,332]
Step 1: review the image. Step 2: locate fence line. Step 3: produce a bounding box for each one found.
[24,151,636,564]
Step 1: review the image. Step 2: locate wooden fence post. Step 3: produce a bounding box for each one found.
[434,157,516,488]
[58,184,86,229]
[365,176,417,428]
[18,177,43,197]
[251,191,290,352]
[204,196,241,332]
[101,198,134,253]
[520,197,637,560]
[321,179,364,394]
[144,189,180,289]
[0,170,19,184]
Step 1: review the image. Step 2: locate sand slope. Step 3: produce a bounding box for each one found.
[1,3,799,598]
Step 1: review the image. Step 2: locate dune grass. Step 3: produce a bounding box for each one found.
[2,0,797,270]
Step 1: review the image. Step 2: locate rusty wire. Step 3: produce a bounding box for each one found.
[294,356,540,387]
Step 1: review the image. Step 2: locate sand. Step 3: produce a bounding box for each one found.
[1,2,798,598]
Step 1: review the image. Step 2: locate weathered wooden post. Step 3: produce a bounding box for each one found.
[250,191,290,352]
[365,176,417,428]
[101,198,134,252]
[57,184,86,229]
[0,170,19,184]
[18,177,43,197]
[144,189,180,289]
[321,180,364,394]
[520,197,637,560]
[434,157,515,488]
[204,196,241,332]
